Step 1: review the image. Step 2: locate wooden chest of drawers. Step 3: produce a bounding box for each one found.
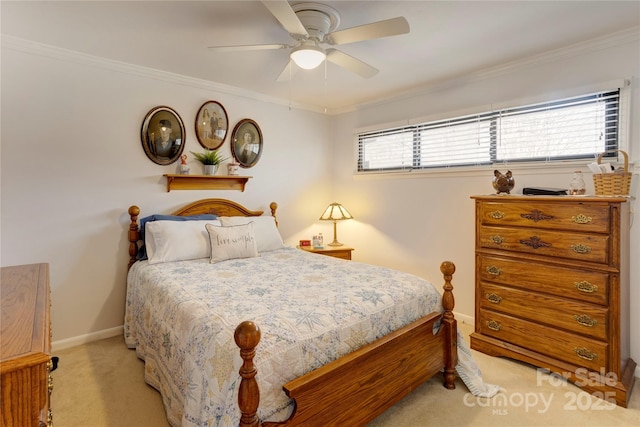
[1,263,52,427]
[470,195,635,407]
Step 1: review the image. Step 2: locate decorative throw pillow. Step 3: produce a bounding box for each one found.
[219,216,285,252]
[137,213,217,260]
[206,222,259,263]
[145,219,221,264]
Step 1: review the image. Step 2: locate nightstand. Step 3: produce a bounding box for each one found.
[298,246,354,260]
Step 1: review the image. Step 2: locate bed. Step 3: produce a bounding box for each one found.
[124,198,459,427]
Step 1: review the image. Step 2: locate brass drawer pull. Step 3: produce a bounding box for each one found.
[491,235,504,244]
[572,214,592,224]
[486,293,502,304]
[571,243,591,254]
[520,236,551,249]
[46,358,55,393]
[520,209,554,222]
[574,347,597,361]
[486,265,502,276]
[487,320,501,331]
[574,314,598,327]
[575,281,598,293]
[490,210,505,219]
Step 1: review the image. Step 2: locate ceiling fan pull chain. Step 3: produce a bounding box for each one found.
[324,60,329,114]
[288,62,292,111]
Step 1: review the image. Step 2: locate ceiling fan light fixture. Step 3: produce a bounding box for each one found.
[290,43,326,69]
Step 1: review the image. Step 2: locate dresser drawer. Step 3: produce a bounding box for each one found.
[479,282,608,340]
[478,255,609,305]
[326,251,352,260]
[479,309,608,372]
[479,201,611,233]
[479,226,609,263]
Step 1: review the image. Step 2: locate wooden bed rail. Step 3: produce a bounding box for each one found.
[234,261,458,427]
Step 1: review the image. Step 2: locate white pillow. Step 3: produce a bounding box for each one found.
[219,216,285,252]
[145,219,221,264]
[205,223,259,263]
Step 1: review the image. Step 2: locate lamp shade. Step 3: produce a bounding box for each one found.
[319,203,353,221]
[290,43,326,70]
[319,203,352,246]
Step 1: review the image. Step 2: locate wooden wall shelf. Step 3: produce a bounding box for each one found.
[163,174,251,192]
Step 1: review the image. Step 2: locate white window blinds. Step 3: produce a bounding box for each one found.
[357,89,620,172]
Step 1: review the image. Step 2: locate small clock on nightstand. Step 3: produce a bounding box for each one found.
[298,245,354,260]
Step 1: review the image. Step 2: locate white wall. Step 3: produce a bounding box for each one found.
[332,35,640,373]
[0,40,334,346]
[1,31,638,377]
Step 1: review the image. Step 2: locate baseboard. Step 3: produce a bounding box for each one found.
[52,326,123,352]
[453,311,473,327]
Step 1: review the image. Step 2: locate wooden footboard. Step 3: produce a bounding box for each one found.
[235,261,458,427]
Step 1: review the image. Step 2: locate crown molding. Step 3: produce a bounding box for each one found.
[332,26,640,115]
[0,35,326,114]
[2,26,638,117]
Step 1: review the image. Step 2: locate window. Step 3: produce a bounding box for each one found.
[357,89,620,172]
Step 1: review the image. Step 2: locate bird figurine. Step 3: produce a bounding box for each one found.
[492,170,515,194]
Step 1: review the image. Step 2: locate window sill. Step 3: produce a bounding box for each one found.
[354,159,637,180]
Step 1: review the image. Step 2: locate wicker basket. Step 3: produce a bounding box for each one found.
[592,149,632,196]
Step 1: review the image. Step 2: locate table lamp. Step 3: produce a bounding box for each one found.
[319,202,353,246]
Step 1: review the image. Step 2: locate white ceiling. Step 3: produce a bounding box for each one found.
[2,1,639,112]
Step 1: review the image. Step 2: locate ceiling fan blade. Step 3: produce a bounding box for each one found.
[327,17,409,45]
[208,44,290,52]
[276,60,299,82]
[326,49,378,78]
[262,0,309,37]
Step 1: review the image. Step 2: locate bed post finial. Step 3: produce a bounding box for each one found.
[269,202,278,227]
[128,206,141,270]
[440,261,457,390]
[235,321,262,427]
[440,261,455,317]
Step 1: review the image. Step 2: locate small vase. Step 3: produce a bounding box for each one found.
[203,164,217,176]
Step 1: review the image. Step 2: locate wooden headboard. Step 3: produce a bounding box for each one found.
[127,198,278,269]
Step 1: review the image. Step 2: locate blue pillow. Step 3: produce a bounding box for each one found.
[137,214,217,260]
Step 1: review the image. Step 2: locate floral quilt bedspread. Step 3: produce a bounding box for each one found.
[124,247,444,427]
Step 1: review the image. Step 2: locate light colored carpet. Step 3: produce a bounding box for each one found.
[51,323,639,426]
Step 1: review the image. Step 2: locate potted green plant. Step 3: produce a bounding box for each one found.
[190,150,230,175]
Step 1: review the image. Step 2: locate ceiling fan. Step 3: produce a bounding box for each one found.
[208,0,410,81]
